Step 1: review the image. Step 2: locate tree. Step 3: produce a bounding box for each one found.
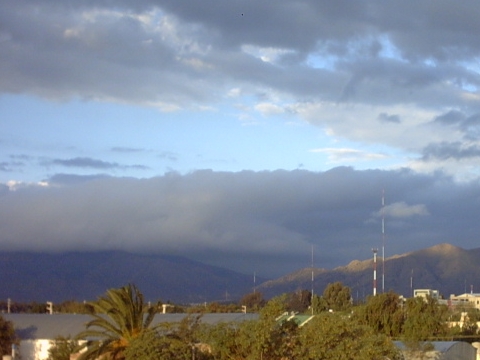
[321,282,352,312]
[75,284,160,360]
[0,315,18,358]
[296,312,401,360]
[125,315,211,360]
[203,295,298,360]
[286,290,311,313]
[124,329,192,360]
[240,291,265,311]
[402,296,449,343]
[353,291,405,337]
[47,336,80,360]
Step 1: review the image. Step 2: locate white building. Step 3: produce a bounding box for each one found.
[449,293,480,311]
[414,289,440,300]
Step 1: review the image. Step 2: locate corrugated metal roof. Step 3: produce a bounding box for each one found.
[394,341,465,353]
[4,313,259,340]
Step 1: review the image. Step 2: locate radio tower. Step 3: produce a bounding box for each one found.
[372,248,378,296]
[382,189,385,293]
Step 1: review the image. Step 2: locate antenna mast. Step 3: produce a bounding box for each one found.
[382,189,385,293]
[311,245,314,315]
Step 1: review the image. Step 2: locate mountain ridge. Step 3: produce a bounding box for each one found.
[0,251,263,303]
[258,243,480,299]
[1,243,478,304]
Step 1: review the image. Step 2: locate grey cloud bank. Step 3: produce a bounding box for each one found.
[0,168,478,278]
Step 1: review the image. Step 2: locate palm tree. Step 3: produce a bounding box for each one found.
[76,284,160,360]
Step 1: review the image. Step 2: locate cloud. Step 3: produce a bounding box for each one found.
[381,201,430,218]
[52,157,121,169]
[378,113,401,124]
[111,147,145,153]
[421,142,480,161]
[1,168,479,278]
[3,0,480,179]
[50,157,150,171]
[3,1,480,279]
[2,1,479,110]
[254,102,285,116]
[47,173,112,186]
[158,152,179,161]
[310,148,387,163]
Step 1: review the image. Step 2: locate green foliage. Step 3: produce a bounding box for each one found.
[200,311,300,360]
[353,291,405,337]
[286,290,311,313]
[124,329,192,360]
[75,283,160,360]
[402,296,449,342]
[310,294,323,314]
[259,294,288,321]
[125,315,210,360]
[197,321,242,359]
[296,313,401,360]
[240,291,265,312]
[47,336,80,360]
[321,282,352,312]
[0,315,18,358]
[200,304,399,360]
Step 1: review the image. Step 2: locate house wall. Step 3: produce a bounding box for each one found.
[16,339,86,360]
[17,340,50,360]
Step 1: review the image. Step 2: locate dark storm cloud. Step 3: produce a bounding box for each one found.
[2,0,480,110]
[421,142,480,161]
[0,168,478,278]
[433,110,467,126]
[432,111,480,141]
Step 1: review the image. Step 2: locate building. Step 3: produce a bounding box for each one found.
[448,293,480,311]
[414,289,440,300]
[275,312,314,327]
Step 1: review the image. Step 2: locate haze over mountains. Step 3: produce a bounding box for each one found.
[0,243,478,305]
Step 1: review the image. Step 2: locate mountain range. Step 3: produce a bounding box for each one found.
[0,243,478,304]
[258,243,480,300]
[0,251,261,304]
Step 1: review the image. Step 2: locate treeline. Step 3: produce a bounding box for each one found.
[3,282,480,360]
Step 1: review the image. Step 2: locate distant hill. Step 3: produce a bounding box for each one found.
[0,251,261,304]
[2,244,478,305]
[257,243,480,300]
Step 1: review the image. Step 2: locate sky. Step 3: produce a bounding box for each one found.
[1,0,480,278]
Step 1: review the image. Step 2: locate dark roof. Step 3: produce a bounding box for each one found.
[4,313,258,340]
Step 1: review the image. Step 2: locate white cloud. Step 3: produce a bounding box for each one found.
[310,148,387,163]
[380,201,430,218]
[254,102,285,116]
